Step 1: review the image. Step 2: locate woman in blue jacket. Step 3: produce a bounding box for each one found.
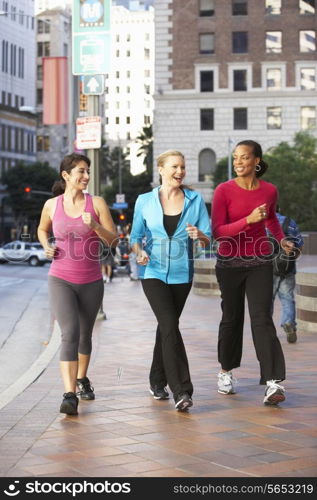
[130,150,211,411]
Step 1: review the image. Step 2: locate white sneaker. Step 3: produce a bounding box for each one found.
[263,380,285,405]
[217,371,237,394]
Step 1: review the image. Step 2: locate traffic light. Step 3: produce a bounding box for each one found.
[118,213,126,223]
[24,186,32,199]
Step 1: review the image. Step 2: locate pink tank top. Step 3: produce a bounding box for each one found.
[49,193,102,284]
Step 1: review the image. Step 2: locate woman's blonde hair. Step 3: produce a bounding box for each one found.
[156,150,185,168]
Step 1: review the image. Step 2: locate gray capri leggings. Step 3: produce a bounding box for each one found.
[48,276,104,361]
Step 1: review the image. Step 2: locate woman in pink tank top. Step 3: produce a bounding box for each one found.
[38,153,117,416]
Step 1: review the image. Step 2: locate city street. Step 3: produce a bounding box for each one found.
[0,257,316,478]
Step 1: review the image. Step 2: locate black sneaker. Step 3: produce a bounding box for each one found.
[282,323,297,343]
[149,385,169,400]
[60,392,79,415]
[175,393,193,411]
[76,377,95,400]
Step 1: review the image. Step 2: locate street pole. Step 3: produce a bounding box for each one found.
[87,95,100,196]
[228,137,233,180]
[118,140,122,195]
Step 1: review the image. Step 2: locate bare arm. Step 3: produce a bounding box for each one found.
[83,196,118,247]
[37,199,56,259]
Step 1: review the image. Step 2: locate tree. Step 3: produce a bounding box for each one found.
[2,162,58,239]
[135,125,153,176]
[212,157,233,187]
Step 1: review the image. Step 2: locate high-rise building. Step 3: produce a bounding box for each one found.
[104,4,154,174]
[154,0,317,201]
[36,8,75,169]
[0,0,37,177]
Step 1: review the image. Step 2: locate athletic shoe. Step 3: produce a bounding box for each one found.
[76,377,95,400]
[282,323,297,343]
[175,393,193,411]
[149,385,169,400]
[217,371,237,394]
[60,392,79,415]
[263,380,285,405]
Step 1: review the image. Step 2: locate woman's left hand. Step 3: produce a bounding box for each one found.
[281,238,294,255]
[82,212,97,229]
[186,223,200,240]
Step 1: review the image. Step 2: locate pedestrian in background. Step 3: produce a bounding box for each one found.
[130,150,211,411]
[211,140,294,405]
[272,206,304,343]
[38,153,117,415]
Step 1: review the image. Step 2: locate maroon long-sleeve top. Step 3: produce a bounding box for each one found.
[211,179,284,257]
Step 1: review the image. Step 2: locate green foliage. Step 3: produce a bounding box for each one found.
[135,125,153,176]
[213,157,233,187]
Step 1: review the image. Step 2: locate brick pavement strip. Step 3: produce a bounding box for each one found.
[0,272,317,478]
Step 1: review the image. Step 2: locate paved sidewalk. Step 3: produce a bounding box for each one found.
[0,265,317,478]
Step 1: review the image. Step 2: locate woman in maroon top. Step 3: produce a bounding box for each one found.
[211,140,293,405]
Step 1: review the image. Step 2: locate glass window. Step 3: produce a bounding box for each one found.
[232,32,248,53]
[199,149,216,182]
[301,106,316,129]
[267,68,282,89]
[200,109,214,130]
[144,48,150,59]
[300,68,316,90]
[199,0,214,16]
[299,0,315,14]
[265,0,281,14]
[299,30,316,52]
[234,108,247,129]
[116,71,120,78]
[267,107,282,129]
[199,33,214,54]
[232,0,248,15]
[233,70,247,90]
[126,116,130,124]
[44,136,50,151]
[37,65,43,80]
[266,31,282,53]
[115,117,120,124]
[200,71,214,92]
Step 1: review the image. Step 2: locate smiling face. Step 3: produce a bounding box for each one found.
[62,160,90,190]
[159,155,186,188]
[233,145,260,178]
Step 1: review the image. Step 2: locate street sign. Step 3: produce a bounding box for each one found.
[116,194,125,203]
[83,75,105,95]
[113,202,128,209]
[72,0,111,75]
[76,116,101,149]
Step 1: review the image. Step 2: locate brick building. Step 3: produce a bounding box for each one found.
[154,0,317,201]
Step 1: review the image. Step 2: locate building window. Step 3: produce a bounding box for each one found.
[266,31,282,53]
[37,41,50,57]
[1,91,5,104]
[144,116,151,125]
[144,48,150,59]
[144,69,150,77]
[126,50,131,57]
[2,40,8,73]
[37,135,50,152]
[14,95,19,108]
[116,49,119,57]
[199,33,214,54]
[37,88,43,105]
[267,68,282,89]
[234,108,247,129]
[116,34,120,42]
[116,86,120,93]
[37,64,43,80]
[127,86,131,93]
[127,70,130,78]
[232,0,248,15]
[116,71,120,78]
[265,0,281,14]
[299,30,316,52]
[127,132,131,140]
[233,70,247,90]
[299,0,315,14]
[267,107,282,129]
[37,19,50,33]
[199,0,214,17]
[200,109,214,130]
[115,117,120,124]
[144,84,150,94]
[126,116,130,124]
[232,32,248,53]
[300,68,316,90]
[200,70,214,91]
[199,149,216,182]
[301,106,316,129]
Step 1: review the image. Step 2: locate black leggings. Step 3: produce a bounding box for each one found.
[216,264,285,384]
[48,276,104,361]
[141,279,193,400]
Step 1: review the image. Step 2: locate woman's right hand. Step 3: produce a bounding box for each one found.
[136,250,149,266]
[44,244,56,259]
[246,204,267,224]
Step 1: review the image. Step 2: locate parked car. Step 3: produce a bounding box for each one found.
[0,240,49,266]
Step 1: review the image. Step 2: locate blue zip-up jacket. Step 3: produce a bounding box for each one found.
[130,187,211,284]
